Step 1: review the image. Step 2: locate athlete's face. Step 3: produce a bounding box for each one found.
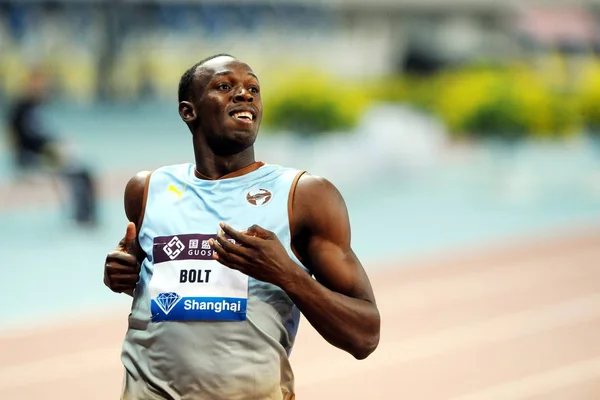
[180,57,262,155]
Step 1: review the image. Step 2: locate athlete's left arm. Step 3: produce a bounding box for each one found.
[211,174,380,360]
[284,174,381,359]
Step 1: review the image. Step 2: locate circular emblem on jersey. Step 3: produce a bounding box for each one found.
[246,188,272,206]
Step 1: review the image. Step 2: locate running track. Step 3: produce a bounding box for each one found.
[1,227,599,399]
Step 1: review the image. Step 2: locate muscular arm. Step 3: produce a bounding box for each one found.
[124,170,150,229]
[119,170,150,297]
[284,174,381,359]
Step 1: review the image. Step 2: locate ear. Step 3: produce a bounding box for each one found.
[178,101,197,124]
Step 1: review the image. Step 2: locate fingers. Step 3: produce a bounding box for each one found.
[105,260,139,292]
[106,250,138,268]
[214,229,247,256]
[109,273,139,284]
[126,221,137,240]
[111,283,137,293]
[219,222,259,247]
[119,222,138,252]
[104,271,138,293]
[105,262,139,275]
[245,224,273,240]
[210,238,248,272]
[222,222,273,241]
[105,222,140,294]
[105,248,140,293]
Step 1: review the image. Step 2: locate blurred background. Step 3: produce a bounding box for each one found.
[1,0,600,399]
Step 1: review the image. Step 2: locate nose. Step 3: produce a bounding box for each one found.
[233,87,253,103]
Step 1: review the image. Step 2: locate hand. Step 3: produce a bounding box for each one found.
[104,222,141,294]
[209,222,299,287]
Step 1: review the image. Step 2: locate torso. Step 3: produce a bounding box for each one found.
[121,163,306,400]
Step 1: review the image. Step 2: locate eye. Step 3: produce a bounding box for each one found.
[249,86,260,94]
[217,83,231,91]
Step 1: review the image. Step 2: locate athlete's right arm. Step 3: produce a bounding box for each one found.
[103,171,150,297]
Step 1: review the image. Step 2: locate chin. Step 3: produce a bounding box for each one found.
[214,131,258,156]
[232,130,258,149]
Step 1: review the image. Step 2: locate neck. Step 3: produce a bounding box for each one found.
[193,146,257,180]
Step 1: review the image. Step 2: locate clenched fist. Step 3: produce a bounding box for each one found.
[104,222,141,295]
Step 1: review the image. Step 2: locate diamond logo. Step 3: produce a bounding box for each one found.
[163,236,185,260]
[155,292,182,314]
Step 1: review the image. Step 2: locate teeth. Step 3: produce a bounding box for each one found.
[233,111,253,120]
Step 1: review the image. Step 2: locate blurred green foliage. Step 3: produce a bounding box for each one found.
[425,65,583,140]
[262,55,600,140]
[578,62,600,133]
[261,69,371,136]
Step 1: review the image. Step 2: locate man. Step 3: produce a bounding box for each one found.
[6,68,98,225]
[104,54,380,400]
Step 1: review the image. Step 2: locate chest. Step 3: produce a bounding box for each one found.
[147,181,285,233]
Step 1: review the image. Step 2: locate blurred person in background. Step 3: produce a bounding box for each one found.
[5,67,98,226]
[103,54,380,400]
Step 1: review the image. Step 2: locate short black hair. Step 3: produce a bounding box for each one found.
[178,53,236,103]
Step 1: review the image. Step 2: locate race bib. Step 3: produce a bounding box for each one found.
[149,233,249,322]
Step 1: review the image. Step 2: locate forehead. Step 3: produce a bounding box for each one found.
[195,57,258,83]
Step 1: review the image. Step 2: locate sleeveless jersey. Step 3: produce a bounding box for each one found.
[120,162,308,400]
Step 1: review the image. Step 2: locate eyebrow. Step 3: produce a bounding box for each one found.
[214,71,259,81]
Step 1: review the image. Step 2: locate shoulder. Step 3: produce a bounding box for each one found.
[295,173,339,196]
[292,173,349,233]
[127,163,188,189]
[123,164,190,224]
[125,170,152,196]
[295,173,346,209]
[124,170,152,225]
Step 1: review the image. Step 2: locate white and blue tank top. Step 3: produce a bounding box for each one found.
[120,162,308,400]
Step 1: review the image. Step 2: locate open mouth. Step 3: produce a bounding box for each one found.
[230,110,254,122]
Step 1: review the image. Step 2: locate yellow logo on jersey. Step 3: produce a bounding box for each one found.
[167,184,185,199]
